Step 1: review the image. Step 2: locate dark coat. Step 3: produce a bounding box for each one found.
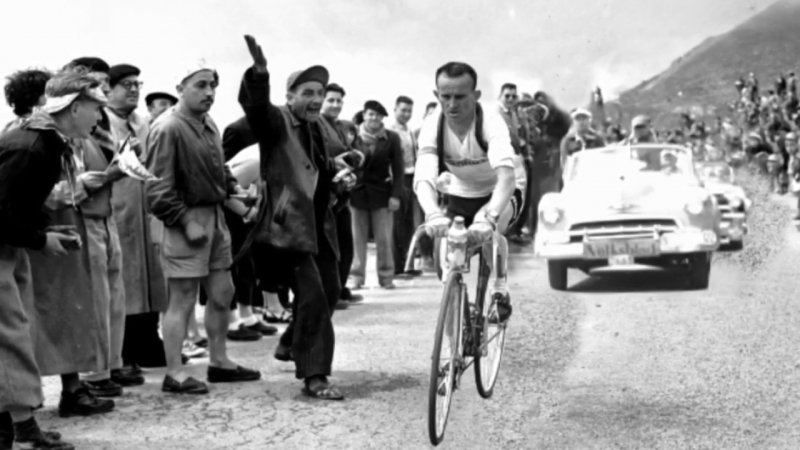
[0,117,104,375]
[0,124,67,249]
[237,67,340,257]
[350,128,404,210]
[222,115,256,161]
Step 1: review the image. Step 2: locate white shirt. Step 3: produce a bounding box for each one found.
[388,120,417,174]
[226,144,260,187]
[414,104,526,198]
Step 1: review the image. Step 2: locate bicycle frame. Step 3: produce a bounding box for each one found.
[425,218,506,364]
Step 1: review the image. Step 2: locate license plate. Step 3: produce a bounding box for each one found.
[608,254,634,266]
[583,239,660,259]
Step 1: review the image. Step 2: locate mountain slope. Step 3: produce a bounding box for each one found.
[618,0,800,126]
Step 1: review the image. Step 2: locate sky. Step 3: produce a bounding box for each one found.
[0,0,776,129]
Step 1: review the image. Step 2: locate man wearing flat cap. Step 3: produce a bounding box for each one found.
[238,34,358,400]
[146,61,260,394]
[105,64,170,385]
[349,100,404,291]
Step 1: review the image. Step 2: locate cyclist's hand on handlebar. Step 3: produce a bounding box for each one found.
[424,212,451,238]
[468,221,495,243]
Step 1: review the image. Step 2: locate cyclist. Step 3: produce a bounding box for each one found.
[413,62,527,322]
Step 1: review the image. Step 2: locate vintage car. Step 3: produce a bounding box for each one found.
[695,160,750,250]
[535,144,720,291]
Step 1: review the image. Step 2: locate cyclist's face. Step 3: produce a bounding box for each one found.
[434,74,480,124]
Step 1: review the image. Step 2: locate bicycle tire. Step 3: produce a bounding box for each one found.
[428,272,464,446]
[474,252,507,399]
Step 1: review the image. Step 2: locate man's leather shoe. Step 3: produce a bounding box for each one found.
[341,288,364,303]
[111,368,145,387]
[245,320,277,336]
[161,375,209,394]
[13,418,73,450]
[58,387,115,417]
[207,365,261,383]
[334,301,349,310]
[227,324,262,341]
[82,379,123,397]
[274,344,293,362]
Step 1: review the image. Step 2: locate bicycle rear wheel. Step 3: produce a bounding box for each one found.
[428,272,464,446]
[474,253,507,398]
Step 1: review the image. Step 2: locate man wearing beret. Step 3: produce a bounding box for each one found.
[239,35,354,400]
[349,100,404,290]
[146,63,260,394]
[105,64,170,383]
[145,92,178,123]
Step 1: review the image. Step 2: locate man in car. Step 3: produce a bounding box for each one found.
[414,62,527,322]
[621,115,657,145]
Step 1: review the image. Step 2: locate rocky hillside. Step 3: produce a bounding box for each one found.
[617,0,800,127]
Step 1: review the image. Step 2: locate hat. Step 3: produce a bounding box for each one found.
[363,100,388,116]
[286,65,329,92]
[109,64,141,87]
[631,114,651,128]
[179,58,218,85]
[66,57,109,74]
[570,108,592,119]
[41,85,107,114]
[145,91,178,106]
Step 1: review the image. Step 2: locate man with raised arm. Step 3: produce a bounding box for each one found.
[238,35,359,400]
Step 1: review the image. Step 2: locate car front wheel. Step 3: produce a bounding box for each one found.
[688,252,712,290]
[548,260,568,291]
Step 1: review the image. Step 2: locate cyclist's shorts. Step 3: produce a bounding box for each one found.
[443,189,523,227]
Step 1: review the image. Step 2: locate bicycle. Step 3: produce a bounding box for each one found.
[406,215,510,446]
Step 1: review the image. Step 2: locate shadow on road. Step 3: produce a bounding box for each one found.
[322,371,423,401]
[569,270,692,293]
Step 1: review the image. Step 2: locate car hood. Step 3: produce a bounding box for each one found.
[560,173,708,224]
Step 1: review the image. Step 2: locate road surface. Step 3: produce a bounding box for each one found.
[36,198,800,449]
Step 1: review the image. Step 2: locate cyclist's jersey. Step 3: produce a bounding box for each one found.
[414,104,527,199]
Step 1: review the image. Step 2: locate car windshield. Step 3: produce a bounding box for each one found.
[697,163,733,184]
[566,146,695,183]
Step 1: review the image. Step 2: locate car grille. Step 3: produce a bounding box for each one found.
[569,219,678,243]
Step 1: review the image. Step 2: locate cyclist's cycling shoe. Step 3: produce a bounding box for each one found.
[490,292,512,324]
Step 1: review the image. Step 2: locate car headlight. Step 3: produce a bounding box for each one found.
[685,199,704,215]
[729,197,743,209]
[540,206,562,225]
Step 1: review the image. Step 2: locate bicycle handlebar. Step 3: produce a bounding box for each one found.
[402,221,500,274]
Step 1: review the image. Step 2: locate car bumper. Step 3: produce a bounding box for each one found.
[718,212,747,243]
[535,228,719,260]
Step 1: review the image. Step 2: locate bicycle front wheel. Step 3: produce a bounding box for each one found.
[428,272,464,446]
[474,256,507,399]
